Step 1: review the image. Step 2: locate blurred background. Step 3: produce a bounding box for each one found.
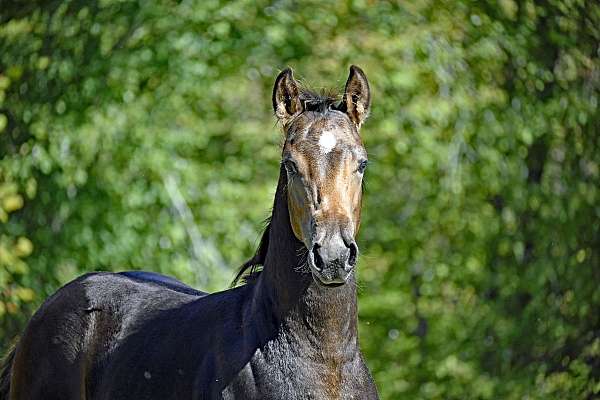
[1,0,598,398]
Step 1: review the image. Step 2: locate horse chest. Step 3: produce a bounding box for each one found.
[222,338,367,400]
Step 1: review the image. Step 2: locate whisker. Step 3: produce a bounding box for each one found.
[294,249,310,273]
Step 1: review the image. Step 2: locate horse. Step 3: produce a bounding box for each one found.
[0,66,379,400]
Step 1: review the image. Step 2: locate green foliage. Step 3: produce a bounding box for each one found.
[1,1,598,398]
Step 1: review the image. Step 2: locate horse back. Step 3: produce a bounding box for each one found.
[9,272,211,400]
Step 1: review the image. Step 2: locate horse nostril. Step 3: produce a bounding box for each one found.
[312,244,324,272]
[347,242,358,268]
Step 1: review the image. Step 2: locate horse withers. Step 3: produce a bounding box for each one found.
[0,66,378,400]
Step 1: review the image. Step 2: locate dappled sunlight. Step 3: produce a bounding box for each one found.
[1,1,598,399]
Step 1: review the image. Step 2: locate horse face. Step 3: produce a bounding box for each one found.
[272,66,371,286]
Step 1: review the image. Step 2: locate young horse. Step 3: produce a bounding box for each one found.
[0,66,378,400]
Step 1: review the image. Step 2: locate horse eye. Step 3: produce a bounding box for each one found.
[358,159,368,174]
[283,159,299,176]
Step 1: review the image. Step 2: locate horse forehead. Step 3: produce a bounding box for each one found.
[294,116,360,157]
[296,140,355,176]
[299,145,359,186]
[306,115,355,143]
[284,114,364,179]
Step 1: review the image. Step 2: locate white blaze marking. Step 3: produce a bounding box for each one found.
[319,130,337,153]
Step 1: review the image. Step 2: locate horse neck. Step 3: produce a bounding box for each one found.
[251,168,359,352]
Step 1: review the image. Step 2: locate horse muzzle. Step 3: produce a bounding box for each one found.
[308,238,358,287]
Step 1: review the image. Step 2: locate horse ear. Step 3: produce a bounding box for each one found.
[339,65,371,129]
[272,68,302,124]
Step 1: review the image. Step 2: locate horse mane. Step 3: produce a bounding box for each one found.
[297,88,340,114]
[0,345,16,398]
[231,218,271,287]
